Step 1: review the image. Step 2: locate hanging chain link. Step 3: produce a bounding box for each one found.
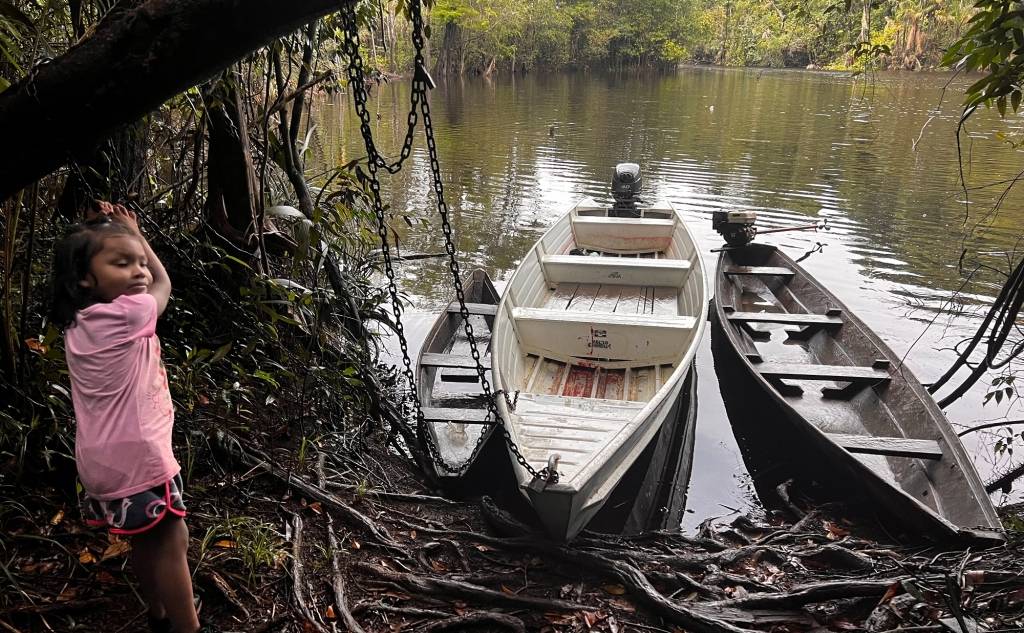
[339,0,556,483]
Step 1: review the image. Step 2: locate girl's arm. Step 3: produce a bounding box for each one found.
[99,202,172,315]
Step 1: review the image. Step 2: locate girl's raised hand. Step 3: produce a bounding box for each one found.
[89,200,140,234]
[108,203,140,234]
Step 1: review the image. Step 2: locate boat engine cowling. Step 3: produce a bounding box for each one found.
[610,162,642,217]
[712,209,759,246]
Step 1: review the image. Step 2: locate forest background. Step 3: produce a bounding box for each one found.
[382,0,969,75]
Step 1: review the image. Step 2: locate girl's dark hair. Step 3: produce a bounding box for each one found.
[49,217,137,328]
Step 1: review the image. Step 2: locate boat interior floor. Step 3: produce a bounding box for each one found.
[725,273,942,491]
[425,313,493,406]
[544,282,680,315]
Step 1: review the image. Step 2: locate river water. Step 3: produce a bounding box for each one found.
[311,67,1024,528]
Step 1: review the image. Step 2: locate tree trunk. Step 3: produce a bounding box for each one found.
[859,0,871,44]
[0,0,345,203]
[204,73,260,247]
[719,2,732,65]
[56,119,149,220]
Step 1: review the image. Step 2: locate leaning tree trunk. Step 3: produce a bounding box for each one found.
[0,0,346,203]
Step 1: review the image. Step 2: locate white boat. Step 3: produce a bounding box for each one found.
[491,191,708,541]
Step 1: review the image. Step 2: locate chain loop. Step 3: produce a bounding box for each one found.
[340,0,555,483]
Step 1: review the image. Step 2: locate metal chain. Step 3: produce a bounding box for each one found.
[339,6,421,176]
[339,0,556,483]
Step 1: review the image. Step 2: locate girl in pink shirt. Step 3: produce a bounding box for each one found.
[51,202,202,633]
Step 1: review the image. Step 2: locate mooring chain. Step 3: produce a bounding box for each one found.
[339,6,421,176]
[417,62,555,483]
[339,0,556,483]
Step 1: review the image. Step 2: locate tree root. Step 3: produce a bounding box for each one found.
[355,562,593,613]
[707,578,903,610]
[412,611,527,633]
[212,429,402,551]
[291,514,329,633]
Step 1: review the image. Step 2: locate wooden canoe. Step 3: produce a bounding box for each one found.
[713,242,1003,543]
[416,269,500,481]
[491,198,708,541]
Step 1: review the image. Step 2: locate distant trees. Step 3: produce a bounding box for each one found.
[421,0,987,73]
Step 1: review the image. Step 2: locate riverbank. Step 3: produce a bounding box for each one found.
[3,415,1022,632]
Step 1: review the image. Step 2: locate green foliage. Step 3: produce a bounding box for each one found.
[943,0,1024,116]
[423,0,985,71]
[198,515,289,585]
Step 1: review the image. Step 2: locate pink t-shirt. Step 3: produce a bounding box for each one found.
[65,293,179,500]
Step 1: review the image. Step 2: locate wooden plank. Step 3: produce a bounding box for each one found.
[562,365,597,397]
[642,287,653,315]
[531,359,567,395]
[446,302,497,317]
[757,363,889,383]
[420,353,492,370]
[628,366,655,402]
[652,287,678,316]
[567,283,600,311]
[728,311,843,326]
[615,286,643,314]
[521,354,541,389]
[723,265,795,277]
[542,255,692,287]
[591,285,622,312]
[596,368,625,400]
[826,433,942,460]
[421,407,495,425]
[657,364,675,389]
[547,283,578,309]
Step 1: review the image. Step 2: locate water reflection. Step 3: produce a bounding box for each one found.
[312,67,1024,519]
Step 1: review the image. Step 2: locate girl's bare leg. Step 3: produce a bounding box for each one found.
[130,539,167,621]
[132,516,199,633]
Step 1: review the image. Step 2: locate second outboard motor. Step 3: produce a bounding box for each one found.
[610,163,642,217]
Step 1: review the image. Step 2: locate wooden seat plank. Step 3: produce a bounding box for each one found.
[420,353,492,370]
[723,265,795,277]
[542,254,692,287]
[728,311,843,326]
[758,363,889,383]
[826,433,942,460]
[421,407,495,425]
[446,302,498,317]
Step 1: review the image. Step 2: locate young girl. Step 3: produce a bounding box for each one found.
[51,201,202,633]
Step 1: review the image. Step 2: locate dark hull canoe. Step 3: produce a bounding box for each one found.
[416,269,501,481]
[713,243,1002,544]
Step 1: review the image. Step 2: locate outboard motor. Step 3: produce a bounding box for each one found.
[610,163,642,217]
[712,210,759,246]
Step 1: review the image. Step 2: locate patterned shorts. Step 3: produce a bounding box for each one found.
[83,473,187,535]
